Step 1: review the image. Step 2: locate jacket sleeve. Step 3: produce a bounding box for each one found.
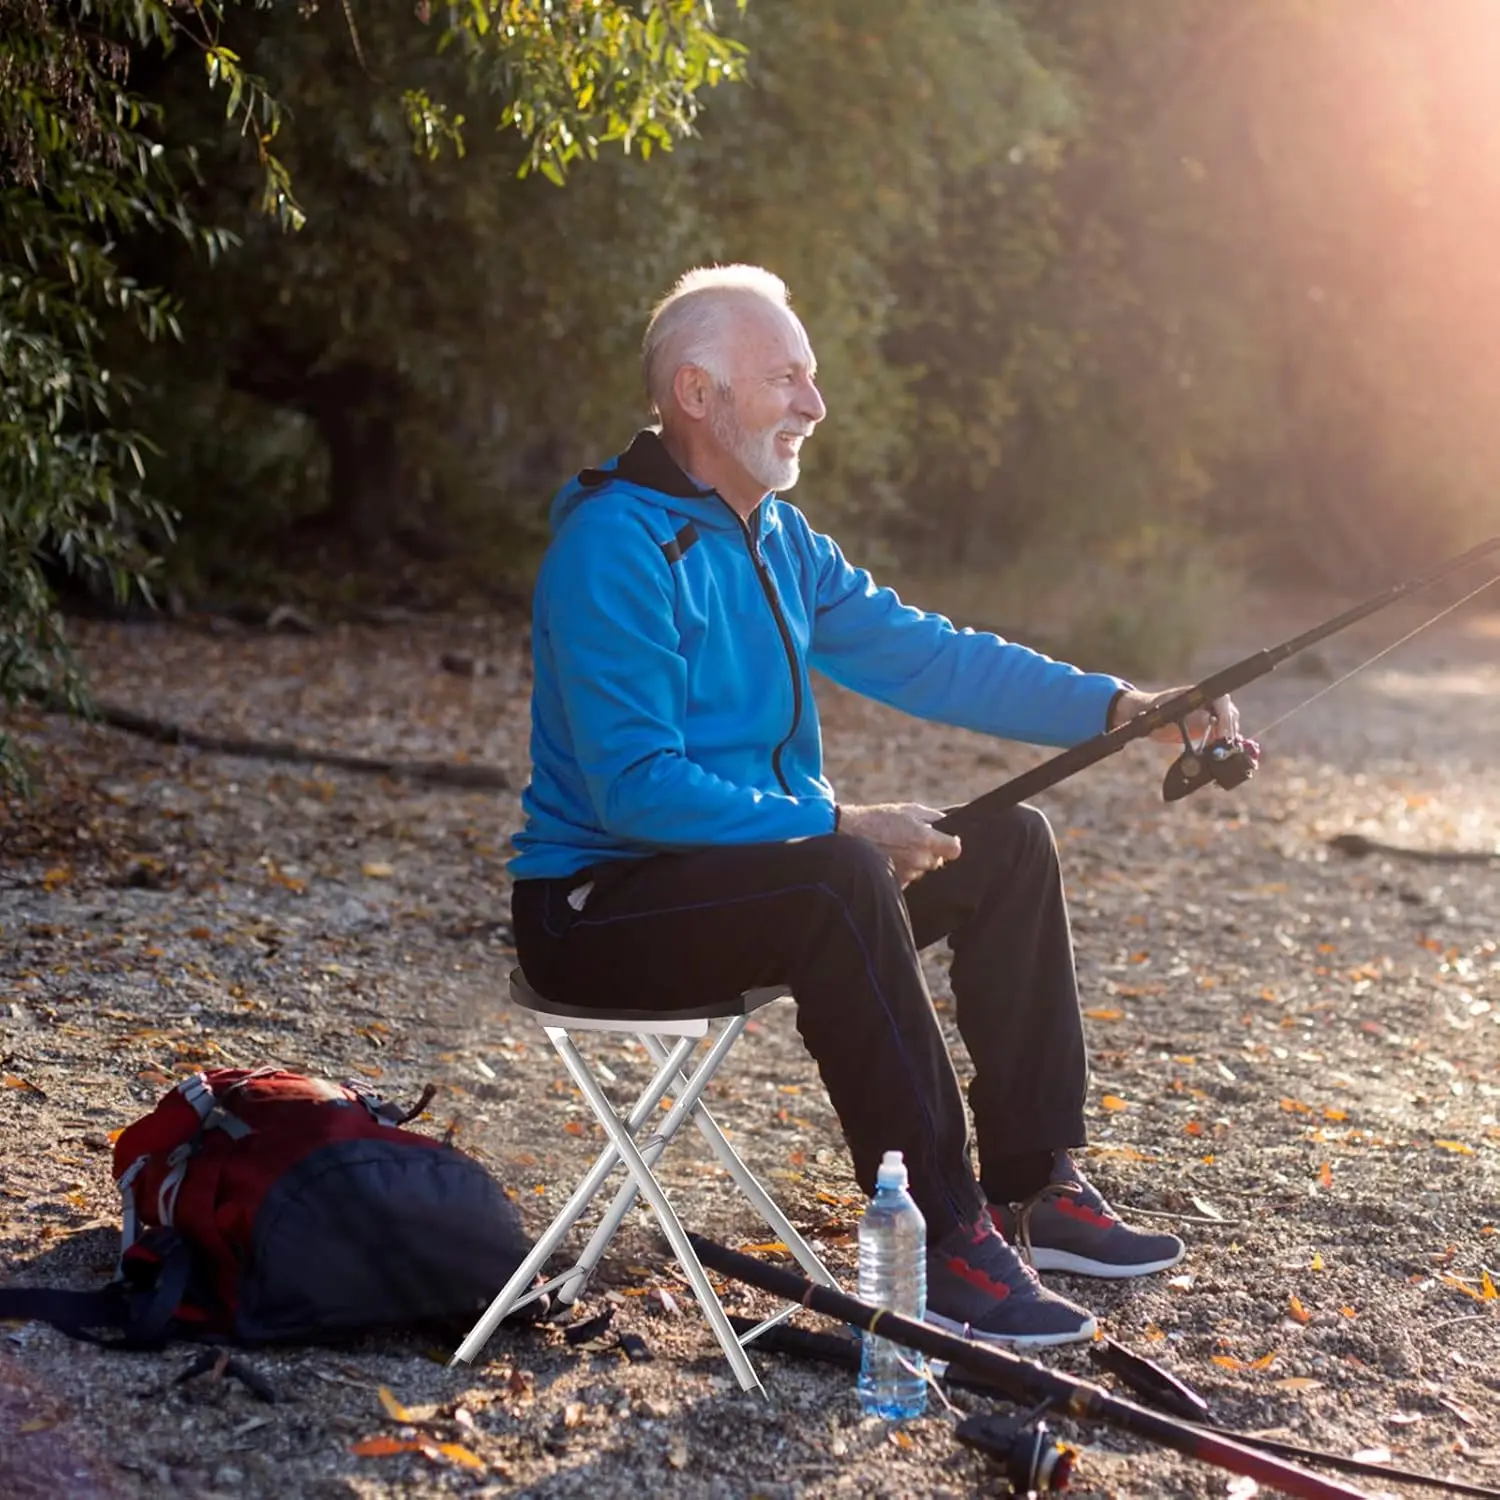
[539,512,837,847]
[803,522,1124,748]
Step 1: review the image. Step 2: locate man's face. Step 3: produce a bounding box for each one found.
[706,304,826,495]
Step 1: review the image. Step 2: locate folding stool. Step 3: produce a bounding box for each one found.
[449,969,840,1392]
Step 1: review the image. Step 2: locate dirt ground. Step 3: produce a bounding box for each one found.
[0,591,1496,1500]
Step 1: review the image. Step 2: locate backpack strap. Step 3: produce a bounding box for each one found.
[117,1078,250,1257]
[0,1231,194,1348]
[347,1081,438,1127]
[178,1072,253,1141]
[117,1153,149,1255]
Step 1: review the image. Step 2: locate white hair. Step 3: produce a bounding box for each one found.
[642,264,792,416]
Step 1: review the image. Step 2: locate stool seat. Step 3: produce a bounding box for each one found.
[451,967,837,1392]
[509,970,790,1029]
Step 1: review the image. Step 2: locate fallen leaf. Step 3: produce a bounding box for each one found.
[1085,1007,1124,1021]
[1438,1394,1482,1427]
[1310,1253,1325,1271]
[18,1417,59,1433]
[888,1430,913,1451]
[739,1240,789,1254]
[1434,1139,1475,1155]
[432,1442,484,1470]
[351,1435,417,1457]
[1100,1094,1129,1112]
[1249,1352,1278,1370]
[1340,1305,1357,1318]
[1318,1161,1334,1190]
[378,1386,416,1423]
[362,861,395,879]
[1274,1377,1322,1392]
[1288,1294,1310,1325]
[1439,1272,1499,1302]
[1212,1355,1244,1371]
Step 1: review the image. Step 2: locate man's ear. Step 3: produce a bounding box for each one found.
[672,364,714,420]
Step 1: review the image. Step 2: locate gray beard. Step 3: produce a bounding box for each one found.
[710,398,800,493]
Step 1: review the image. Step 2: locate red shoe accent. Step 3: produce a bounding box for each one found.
[1055,1195,1117,1230]
[943,1254,1013,1301]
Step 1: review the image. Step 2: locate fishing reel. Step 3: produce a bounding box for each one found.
[1162,721,1261,803]
[955,1411,1077,1494]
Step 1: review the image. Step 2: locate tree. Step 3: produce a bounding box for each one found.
[125,0,1068,588]
[914,0,1500,585]
[0,0,746,781]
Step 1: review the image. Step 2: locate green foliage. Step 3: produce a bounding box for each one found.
[0,0,191,758]
[0,0,747,782]
[11,0,1500,790]
[130,0,1068,583]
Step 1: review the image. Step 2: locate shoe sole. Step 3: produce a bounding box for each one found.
[926,1308,1098,1348]
[1027,1245,1185,1279]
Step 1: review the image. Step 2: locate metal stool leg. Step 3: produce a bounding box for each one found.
[638,1032,839,1288]
[638,1034,839,1346]
[449,1032,700,1366]
[552,1030,764,1393]
[557,1018,747,1305]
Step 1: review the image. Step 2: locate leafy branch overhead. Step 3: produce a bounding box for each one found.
[0,0,746,785]
[423,0,748,181]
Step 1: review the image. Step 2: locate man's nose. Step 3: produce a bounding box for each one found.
[796,378,827,424]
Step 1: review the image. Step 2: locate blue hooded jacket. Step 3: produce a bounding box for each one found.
[509,431,1126,879]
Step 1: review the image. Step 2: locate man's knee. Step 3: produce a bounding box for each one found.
[971,802,1058,869]
[1010,802,1056,851]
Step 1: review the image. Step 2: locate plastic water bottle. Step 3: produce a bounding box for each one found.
[856,1149,927,1420]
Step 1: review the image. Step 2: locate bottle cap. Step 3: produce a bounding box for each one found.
[875,1150,908,1190]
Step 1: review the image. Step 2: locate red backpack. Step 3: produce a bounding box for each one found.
[0,1068,530,1346]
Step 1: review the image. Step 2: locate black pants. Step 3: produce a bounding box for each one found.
[511,804,1089,1239]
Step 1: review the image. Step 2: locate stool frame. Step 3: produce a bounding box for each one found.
[449,972,839,1392]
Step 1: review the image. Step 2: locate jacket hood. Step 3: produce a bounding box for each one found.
[550,429,777,538]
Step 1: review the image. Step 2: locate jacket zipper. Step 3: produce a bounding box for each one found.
[731,503,802,794]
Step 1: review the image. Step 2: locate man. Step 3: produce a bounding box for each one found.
[509,264,1238,1346]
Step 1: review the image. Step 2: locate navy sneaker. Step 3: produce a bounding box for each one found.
[988,1152,1185,1279]
[926,1216,1097,1348]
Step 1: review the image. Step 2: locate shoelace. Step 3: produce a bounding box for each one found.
[974,1225,1043,1288]
[1008,1177,1119,1266]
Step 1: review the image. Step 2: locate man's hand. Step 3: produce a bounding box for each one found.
[1108,686,1241,744]
[837,803,962,886]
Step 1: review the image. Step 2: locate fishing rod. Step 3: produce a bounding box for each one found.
[722,1315,1500,1498]
[692,1235,1368,1500]
[937,534,1500,835]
